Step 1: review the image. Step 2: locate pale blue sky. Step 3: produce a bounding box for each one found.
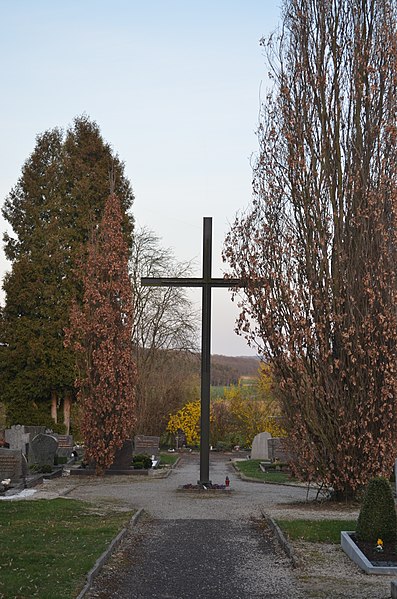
[0,0,283,355]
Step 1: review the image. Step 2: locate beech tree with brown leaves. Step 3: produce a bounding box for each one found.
[65,193,136,475]
[224,0,397,498]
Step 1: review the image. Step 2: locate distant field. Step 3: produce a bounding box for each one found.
[211,385,227,398]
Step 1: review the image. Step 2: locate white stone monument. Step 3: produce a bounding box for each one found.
[251,432,272,460]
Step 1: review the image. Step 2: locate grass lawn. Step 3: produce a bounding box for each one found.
[276,519,357,543]
[234,459,296,484]
[0,498,133,599]
[159,453,179,466]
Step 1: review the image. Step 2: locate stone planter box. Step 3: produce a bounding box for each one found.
[341,531,397,575]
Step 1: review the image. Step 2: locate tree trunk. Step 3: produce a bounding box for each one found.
[51,390,58,424]
[63,391,72,435]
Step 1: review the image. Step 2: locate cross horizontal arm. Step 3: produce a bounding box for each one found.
[141,277,243,288]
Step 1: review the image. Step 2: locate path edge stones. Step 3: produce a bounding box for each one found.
[75,507,144,599]
[261,511,302,568]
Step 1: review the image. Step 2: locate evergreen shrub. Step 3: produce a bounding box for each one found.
[356,477,397,543]
[132,454,152,469]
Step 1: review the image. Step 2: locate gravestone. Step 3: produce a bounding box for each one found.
[108,440,133,470]
[5,425,46,457]
[29,433,58,467]
[134,435,160,457]
[251,432,272,460]
[267,437,290,462]
[0,448,24,482]
[55,435,74,458]
[176,429,187,449]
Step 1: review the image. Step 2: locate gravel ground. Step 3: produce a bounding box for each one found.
[30,452,395,598]
[85,515,301,599]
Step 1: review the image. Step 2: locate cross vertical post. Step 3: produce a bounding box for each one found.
[200,217,212,485]
[141,217,242,486]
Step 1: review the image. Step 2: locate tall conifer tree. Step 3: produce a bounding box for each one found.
[0,116,134,428]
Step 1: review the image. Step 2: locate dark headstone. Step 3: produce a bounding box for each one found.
[0,448,23,482]
[109,440,133,470]
[134,435,160,457]
[176,429,187,449]
[29,434,58,467]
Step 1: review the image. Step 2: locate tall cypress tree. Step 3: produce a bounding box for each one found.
[65,193,136,474]
[0,116,134,429]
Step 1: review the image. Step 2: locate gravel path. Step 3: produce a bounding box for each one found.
[85,515,300,599]
[32,452,395,598]
[37,452,319,519]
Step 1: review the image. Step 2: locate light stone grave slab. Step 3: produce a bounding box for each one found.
[5,425,46,458]
[251,432,272,460]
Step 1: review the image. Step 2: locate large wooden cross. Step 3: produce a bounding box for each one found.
[141,217,241,485]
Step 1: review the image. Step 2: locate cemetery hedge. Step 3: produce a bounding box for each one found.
[132,453,153,469]
[0,498,132,599]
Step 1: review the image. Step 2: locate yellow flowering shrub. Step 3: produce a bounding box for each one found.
[166,400,201,445]
[166,365,285,448]
[223,368,285,446]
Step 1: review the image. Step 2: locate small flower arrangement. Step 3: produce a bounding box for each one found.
[375,538,384,552]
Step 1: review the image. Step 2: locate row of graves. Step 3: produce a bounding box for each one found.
[0,426,161,493]
[0,424,288,491]
[250,431,291,473]
[69,435,161,476]
[0,425,75,493]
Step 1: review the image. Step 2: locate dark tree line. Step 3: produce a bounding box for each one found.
[0,116,199,439]
[0,116,134,431]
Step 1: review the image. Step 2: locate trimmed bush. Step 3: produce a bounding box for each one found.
[30,464,53,474]
[132,454,152,469]
[356,477,397,543]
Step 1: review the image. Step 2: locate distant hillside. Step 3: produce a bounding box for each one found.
[210,354,261,386]
[149,350,261,388]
